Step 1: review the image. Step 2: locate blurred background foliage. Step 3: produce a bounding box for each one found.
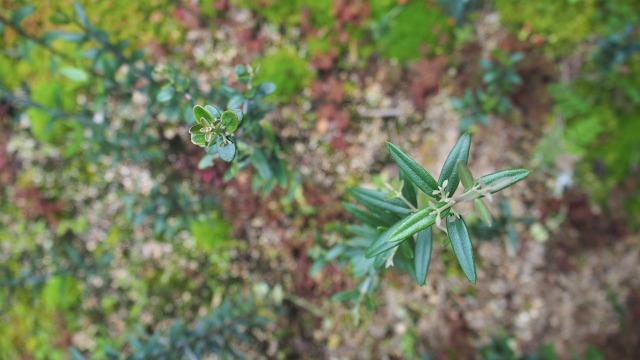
[1,0,639,358]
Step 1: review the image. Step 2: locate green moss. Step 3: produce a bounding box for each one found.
[253,48,314,102]
[233,0,334,28]
[374,1,454,62]
[494,0,598,56]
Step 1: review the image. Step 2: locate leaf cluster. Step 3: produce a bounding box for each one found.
[322,133,529,297]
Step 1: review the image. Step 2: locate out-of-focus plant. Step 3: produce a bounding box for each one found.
[72,297,268,359]
[314,133,530,314]
[452,50,523,131]
[191,64,298,196]
[468,199,537,255]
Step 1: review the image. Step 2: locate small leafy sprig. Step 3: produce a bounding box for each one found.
[189,105,241,162]
[341,133,530,290]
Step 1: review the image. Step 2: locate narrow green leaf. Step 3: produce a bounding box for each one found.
[398,239,413,259]
[365,221,404,258]
[344,203,395,227]
[438,133,471,197]
[388,206,448,243]
[73,0,90,27]
[475,199,493,227]
[193,105,215,125]
[217,136,236,162]
[393,246,418,283]
[400,171,417,207]
[331,290,360,302]
[447,216,477,284]
[387,142,438,196]
[475,168,531,194]
[11,6,36,25]
[42,31,85,44]
[457,160,474,190]
[414,228,432,286]
[347,188,411,217]
[221,110,239,132]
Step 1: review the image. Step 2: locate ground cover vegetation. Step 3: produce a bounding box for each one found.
[1,0,640,358]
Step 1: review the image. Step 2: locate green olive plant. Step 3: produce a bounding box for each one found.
[314,133,530,312]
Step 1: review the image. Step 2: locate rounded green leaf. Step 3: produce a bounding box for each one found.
[221,110,239,132]
[447,216,476,284]
[439,133,471,197]
[191,132,207,147]
[193,105,215,125]
[205,105,222,119]
[217,136,236,162]
[189,124,203,134]
[386,142,439,196]
[227,95,244,110]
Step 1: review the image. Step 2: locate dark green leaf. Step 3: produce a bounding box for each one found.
[11,6,36,25]
[398,239,413,259]
[387,142,439,196]
[475,168,531,194]
[388,206,448,243]
[221,110,239,132]
[447,216,476,284]
[400,171,417,207]
[217,136,236,162]
[347,188,411,217]
[457,160,474,190]
[414,228,432,286]
[374,251,388,268]
[438,133,471,197]
[365,221,404,258]
[331,290,360,302]
[344,203,395,227]
[193,105,215,125]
